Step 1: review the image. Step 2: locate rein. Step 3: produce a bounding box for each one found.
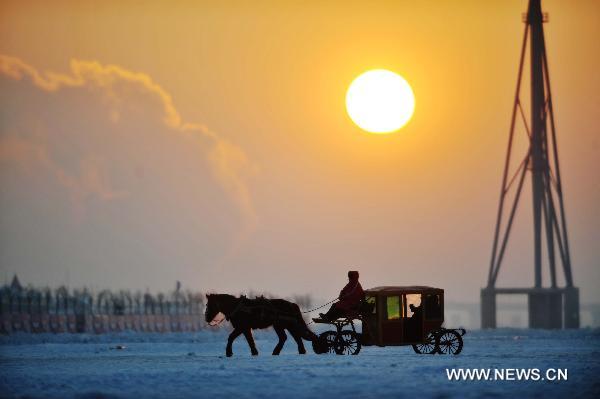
[300,280,360,314]
[209,294,336,326]
[301,297,338,314]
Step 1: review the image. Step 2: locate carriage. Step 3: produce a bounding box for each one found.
[312,286,465,355]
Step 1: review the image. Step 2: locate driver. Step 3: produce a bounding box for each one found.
[320,270,365,321]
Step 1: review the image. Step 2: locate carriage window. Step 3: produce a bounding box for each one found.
[386,296,400,320]
[424,294,442,320]
[405,294,422,318]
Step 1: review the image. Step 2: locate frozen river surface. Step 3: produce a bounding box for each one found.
[1,328,599,398]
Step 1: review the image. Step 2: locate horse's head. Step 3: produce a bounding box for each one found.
[205,294,221,323]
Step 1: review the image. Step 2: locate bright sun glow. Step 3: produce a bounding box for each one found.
[346,69,415,134]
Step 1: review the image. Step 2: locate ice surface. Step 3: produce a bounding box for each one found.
[1,328,599,398]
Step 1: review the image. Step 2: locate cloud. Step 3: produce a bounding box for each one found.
[0,53,263,287]
[0,135,126,218]
[0,54,257,230]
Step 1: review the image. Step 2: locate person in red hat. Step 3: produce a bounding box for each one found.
[320,271,365,321]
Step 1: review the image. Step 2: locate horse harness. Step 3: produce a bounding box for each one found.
[228,296,299,324]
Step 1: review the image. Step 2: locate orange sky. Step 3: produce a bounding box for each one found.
[1,0,599,304]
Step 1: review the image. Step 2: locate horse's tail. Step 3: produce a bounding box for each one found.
[292,303,318,342]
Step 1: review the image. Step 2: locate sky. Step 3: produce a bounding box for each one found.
[0,0,598,304]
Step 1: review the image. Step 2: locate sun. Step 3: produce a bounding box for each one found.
[345,69,415,134]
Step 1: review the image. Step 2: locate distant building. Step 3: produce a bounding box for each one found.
[10,275,22,292]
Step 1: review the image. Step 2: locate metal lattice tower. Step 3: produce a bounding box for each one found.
[481,0,579,329]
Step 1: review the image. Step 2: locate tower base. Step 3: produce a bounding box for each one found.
[528,290,562,329]
[480,288,497,329]
[563,287,580,328]
[480,287,579,329]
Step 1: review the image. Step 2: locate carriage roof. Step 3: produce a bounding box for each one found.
[365,286,443,295]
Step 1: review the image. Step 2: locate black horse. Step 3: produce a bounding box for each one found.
[205,294,318,357]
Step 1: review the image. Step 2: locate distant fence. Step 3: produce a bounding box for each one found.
[0,285,206,334]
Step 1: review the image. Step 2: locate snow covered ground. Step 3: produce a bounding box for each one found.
[1,328,599,398]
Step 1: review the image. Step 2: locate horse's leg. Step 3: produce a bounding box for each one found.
[298,325,319,342]
[226,328,243,357]
[288,328,307,354]
[243,329,259,356]
[272,326,287,355]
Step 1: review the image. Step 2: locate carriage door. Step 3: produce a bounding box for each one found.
[402,294,423,343]
[362,296,378,345]
[381,295,403,344]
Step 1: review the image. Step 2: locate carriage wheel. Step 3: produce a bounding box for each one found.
[312,330,338,354]
[412,332,437,354]
[334,330,361,355]
[436,329,463,355]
